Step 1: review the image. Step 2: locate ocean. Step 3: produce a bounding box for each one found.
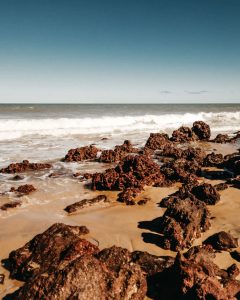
[0,103,240,167]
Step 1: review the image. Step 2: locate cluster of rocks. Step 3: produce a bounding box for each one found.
[0,160,51,173]
[212,132,240,143]
[2,223,240,299]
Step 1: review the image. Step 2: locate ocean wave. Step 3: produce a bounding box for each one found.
[0,111,240,141]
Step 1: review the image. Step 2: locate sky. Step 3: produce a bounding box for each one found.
[0,0,239,103]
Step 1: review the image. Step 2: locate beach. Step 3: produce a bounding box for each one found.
[1,104,240,299]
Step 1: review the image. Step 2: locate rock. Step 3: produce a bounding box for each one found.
[203,152,224,167]
[0,274,5,284]
[161,158,200,183]
[192,121,211,140]
[138,198,150,205]
[0,201,22,211]
[214,182,228,191]
[231,250,240,262]
[10,175,24,181]
[10,184,36,196]
[0,160,51,174]
[13,255,147,300]
[159,198,211,251]
[171,126,196,143]
[157,245,240,299]
[223,153,240,175]
[92,154,166,204]
[64,195,108,213]
[5,232,147,300]
[5,223,92,281]
[190,183,220,205]
[63,145,99,162]
[212,134,230,143]
[145,133,170,150]
[227,264,240,279]
[99,140,138,163]
[203,231,238,251]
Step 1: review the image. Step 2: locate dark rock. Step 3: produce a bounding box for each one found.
[191,183,220,205]
[10,175,24,181]
[0,201,22,211]
[0,160,51,174]
[171,126,196,143]
[212,133,230,143]
[214,182,228,191]
[5,223,93,281]
[145,133,170,150]
[192,120,211,140]
[64,195,108,213]
[138,198,150,205]
[203,231,238,251]
[10,184,36,196]
[159,197,211,251]
[63,145,99,162]
[227,264,240,279]
[231,250,240,262]
[203,152,224,167]
[0,274,5,284]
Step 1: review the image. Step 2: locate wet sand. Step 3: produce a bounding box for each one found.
[0,141,240,298]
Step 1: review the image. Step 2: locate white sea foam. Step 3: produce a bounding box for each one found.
[0,111,240,141]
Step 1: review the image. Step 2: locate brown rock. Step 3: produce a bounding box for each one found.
[171,126,196,143]
[192,120,211,140]
[204,231,238,251]
[10,184,36,196]
[0,201,22,211]
[63,145,99,162]
[145,133,170,150]
[0,274,5,284]
[212,133,230,143]
[203,152,224,167]
[64,195,108,213]
[190,183,220,205]
[0,160,51,174]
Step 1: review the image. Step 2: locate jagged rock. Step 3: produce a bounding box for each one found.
[0,160,51,174]
[159,198,211,251]
[63,145,99,162]
[192,121,211,140]
[203,152,224,167]
[99,140,138,163]
[212,134,230,143]
[13,255,147,300]
[92,154,165,204]
[157,246,240,299]
[10,184,36,196]
[171,126,196,143]
[223,153,240,175]
[190,183,220,205]
[231,250,240,262]
[64,195,108,213]
[0,201,22,211]
[5,230,147,300]
[145,133,171,150]
[5,223,92,281]
[161,158,200,183]
[204,231,238,251]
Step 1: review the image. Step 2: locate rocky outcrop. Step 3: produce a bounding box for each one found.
[63,145,99,162]
[0,160,51,173]
[192,121,211,140]
[92,154,166,204]
[0,201,22,211]
[203,152,224,167]
[10,184,36,196]
[204,231,239,251]
[159,197,211,251]
[64,195,109,213]
[212,134,230,143]
[171,126,196,143]
[99,140,138,163]
[145,133,171,150]
[4,224,148,300]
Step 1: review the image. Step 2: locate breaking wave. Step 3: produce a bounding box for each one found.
[0,111,240,141]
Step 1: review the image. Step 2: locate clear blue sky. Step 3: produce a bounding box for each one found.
[0,0,239,103]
